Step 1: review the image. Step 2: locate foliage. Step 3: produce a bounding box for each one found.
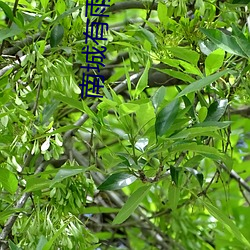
[1,0,250,249]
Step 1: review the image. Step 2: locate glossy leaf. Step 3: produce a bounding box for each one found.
[0,168,18,194]
[98,172,137,191]
[205,99,228,122]
[155,98,179,137]
[200,28,247,58]
[112,185,151,224]
[50,24,64,47]
[170,166,181,186]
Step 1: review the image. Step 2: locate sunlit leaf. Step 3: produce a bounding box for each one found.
[177,70,231,97]
[0,168,18,194]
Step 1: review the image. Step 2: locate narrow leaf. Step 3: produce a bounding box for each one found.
[168,183,180,210]
[112,185,151,224]
[134,59,150,98]
[98,172,137,191]
[177,70,231,98]
[51,166,85,186]
[204,201,250,248]
[0,1,14,21]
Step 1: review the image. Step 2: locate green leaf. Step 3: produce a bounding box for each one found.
[170,126,220,139]
[24,177,51,192]
[151,86,166,111]
[168,182,180,210]
[0,209,23,223]
[53,92,85,112]
[50,24,64,47]
[232,0,250,4]
[0,1,14,21]
[80,206,120,214]
[198,106,208,122]
[155,99,179,137]
[205,49,225,75]
[170,166,181,186]
[176,70,231,98]
[36,236,48,250]
[185,167,204,187]
[53,5,83,24]
[205,99,228,122]
[203,201,250,248]
[98,172,137,191]
[112,185,151,224]
[119,103,140,115]
[156,67,195,83]
[194,121,231,129]
[0,25,23,42]
[157,1,168,23]
[134,59,150,98]
[168,47,200,65]
[51,166,86,186]
[42,223,69,250]
[134,26,157,49]
[40,0,49,9]
[200,28,247,58]
[0,168,18,194]
[8,241,22,250]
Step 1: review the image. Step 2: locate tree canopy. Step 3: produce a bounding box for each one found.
[1,0,250,249]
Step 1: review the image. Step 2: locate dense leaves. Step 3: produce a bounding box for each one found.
[1,0,250,249]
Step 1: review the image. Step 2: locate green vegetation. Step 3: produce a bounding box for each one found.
[1,0,250,249]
